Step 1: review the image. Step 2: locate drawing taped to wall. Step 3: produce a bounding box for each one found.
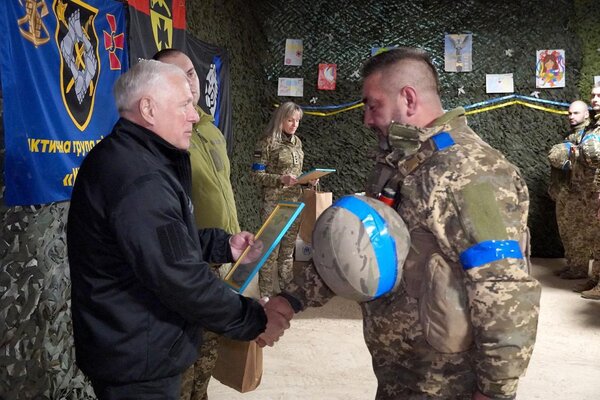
[536,49,565,88]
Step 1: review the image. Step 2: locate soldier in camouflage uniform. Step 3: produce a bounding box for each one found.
[153,49,240,400]
[270,48,541,399]
[570,84,600,299]
[253,102,307,298]
[548,100,590,280]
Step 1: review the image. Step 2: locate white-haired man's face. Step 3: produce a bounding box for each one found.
[149,73,199,150]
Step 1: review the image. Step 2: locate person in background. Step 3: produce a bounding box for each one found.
[67,60,290,400]
[252,102,316,298]
[568,84,600,299]
[266,47,541,400]
[548,100,590,280]
[152,48,241,400]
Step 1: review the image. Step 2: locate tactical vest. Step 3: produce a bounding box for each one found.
[366,129,473,353]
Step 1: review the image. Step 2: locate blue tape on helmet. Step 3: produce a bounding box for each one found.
[333,196,397,298]
[460,240,523,270]
[252,163,266,171]
[432,131,455,151]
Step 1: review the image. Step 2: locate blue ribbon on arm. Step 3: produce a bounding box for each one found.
[460,240,523,270]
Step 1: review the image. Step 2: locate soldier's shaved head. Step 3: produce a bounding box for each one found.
[362,48,440,97]
[362,47,445,133]
[568,100,589,126]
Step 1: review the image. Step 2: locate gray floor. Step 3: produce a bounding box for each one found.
[208,258,600,399]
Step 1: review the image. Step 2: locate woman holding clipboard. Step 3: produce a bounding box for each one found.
[251,102,317,297]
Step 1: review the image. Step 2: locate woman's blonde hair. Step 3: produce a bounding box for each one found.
[264,101,303,142]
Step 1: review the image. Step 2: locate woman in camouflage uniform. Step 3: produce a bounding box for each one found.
[252,102,307,297]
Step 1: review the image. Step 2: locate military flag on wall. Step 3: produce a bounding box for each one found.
[0,0,128,206]
[127,0,234,155]
[127,0,186,63]
[186,35,233,155]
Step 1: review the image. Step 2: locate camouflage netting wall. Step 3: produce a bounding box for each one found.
[2,0,600,397]
[252,0,588,258]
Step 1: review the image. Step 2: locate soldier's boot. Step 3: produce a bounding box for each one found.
[573,278,598,293]
[553,265,570,276]
[581,283,600,300]
[559,266,589,280]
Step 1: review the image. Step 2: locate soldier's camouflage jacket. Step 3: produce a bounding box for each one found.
[252,133,304,204]
[284,108,541,399]
[568,114,600,192]
[547,118,589,199]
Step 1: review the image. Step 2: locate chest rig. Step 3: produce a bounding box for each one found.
[368,122,454,206]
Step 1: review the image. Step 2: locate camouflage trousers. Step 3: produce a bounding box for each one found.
[362,290,478,400]
[556,189,600,276]
[258,203,301,298]
[180,330,221,400]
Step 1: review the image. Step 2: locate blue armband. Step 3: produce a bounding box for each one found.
[252,163,266,171]
[460,240,523,270]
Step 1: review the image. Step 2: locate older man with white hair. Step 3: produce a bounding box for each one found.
[67,60,291,400]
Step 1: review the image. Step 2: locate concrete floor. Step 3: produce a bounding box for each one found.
[208,258,600,399]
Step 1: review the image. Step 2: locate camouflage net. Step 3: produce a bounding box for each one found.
[2,0,600,397]
[253,0,582,257]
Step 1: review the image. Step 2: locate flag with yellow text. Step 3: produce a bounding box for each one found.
[0,0,128,205]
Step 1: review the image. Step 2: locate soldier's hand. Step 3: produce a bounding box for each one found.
[281,174,298,186]
[255,297,292,347]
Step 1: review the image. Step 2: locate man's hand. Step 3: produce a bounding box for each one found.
[280,174,298,186]
[255,296,295,347]
[229,231,256,261]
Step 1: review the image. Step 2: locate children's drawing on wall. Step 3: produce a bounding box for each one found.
[317,63,336,90]
[486,73,514,94]
[444,33,472,72]
[278,77,304,97]
[284,39,303,66]
[536,50,565,88]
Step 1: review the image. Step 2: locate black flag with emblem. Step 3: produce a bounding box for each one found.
[186,34,233,155]
[127,0,186,63]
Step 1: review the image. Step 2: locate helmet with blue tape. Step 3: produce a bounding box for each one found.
[311,195,410,302]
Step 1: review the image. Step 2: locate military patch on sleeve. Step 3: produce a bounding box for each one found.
[157,222,189,263]
[457,181,508,242]
[253,150,262,158]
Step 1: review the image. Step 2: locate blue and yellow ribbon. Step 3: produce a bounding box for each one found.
[278,94,572,117]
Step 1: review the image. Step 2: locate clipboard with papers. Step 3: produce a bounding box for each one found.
[296,168,336,185]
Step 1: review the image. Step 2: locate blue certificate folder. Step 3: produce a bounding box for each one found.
[223,201,305,293]
[296,168,336,185]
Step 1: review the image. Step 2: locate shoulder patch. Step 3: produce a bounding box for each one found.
[253,150,262,158]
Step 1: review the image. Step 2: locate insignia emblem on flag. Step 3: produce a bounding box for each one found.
[205,63,218,117]
[18,0,51,47]
[54,0,100,131]
[103,14,124,70]
[150,0,173,51]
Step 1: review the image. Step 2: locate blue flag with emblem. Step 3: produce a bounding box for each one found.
[0,0,128,206]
